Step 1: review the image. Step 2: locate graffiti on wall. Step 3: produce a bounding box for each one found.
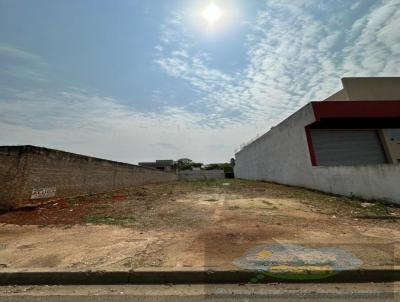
[31,187,57,199]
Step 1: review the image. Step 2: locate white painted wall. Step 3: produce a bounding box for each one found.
[235,103,316,187]
[234,103,400,204]
[311,165,400,203]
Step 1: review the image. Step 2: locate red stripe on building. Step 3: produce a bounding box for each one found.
[312,101,400,121]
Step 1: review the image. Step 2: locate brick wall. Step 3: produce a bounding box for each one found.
[0,146,177,211]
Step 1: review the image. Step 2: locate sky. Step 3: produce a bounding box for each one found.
[0,0,399,164]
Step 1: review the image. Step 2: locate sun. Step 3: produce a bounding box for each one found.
[202,3,223,26]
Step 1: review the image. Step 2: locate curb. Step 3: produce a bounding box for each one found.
[0,269,399,285]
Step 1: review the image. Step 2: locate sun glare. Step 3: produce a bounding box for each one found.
[202,3,223,26]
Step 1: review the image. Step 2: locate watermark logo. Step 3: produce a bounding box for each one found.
[233,244,362,282]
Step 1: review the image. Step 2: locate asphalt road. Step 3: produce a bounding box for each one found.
[0,297,397,302]
[0,283,398,302]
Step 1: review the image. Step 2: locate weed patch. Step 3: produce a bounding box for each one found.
[83,215,135,225]
[227,205,240,210]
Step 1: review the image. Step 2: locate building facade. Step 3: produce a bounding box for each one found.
[234,78,400,204]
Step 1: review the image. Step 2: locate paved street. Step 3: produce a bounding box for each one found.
[0,283,398,302]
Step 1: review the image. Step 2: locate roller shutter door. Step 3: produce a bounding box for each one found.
[311,129,388,166]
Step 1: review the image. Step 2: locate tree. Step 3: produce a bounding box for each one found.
[204,163,233,173]
[177,158,203,171]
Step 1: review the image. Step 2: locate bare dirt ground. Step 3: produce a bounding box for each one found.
[0,179,399,272]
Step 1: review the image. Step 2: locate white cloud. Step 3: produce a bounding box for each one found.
[0,88,255,163]
[0,44,49,81]
[155,0,400,149]
[1,0,400,163]
[341,0,400,75]
[0,44,45,65]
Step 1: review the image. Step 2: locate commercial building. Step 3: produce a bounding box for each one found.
[234,77,400,204]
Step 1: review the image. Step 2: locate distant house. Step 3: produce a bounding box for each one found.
[235,77,400,204]
[138,160,176,172]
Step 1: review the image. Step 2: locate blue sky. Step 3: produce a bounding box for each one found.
[0,0,399,163]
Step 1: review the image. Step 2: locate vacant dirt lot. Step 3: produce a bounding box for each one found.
[0,179,399,272]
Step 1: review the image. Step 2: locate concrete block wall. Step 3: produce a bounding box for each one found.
[234,104,400,205]
[0,146,177,211]
[179,170,225,180]
[0,147,31,210]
